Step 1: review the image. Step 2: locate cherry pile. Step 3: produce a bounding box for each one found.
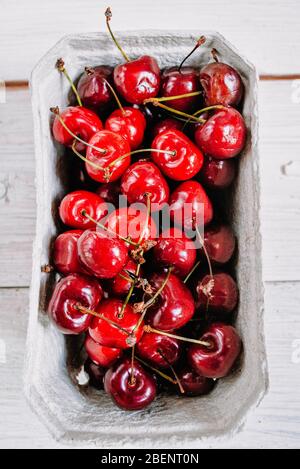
[47,8,245,411]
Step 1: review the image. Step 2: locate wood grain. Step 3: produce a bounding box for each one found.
[1,0,300,80]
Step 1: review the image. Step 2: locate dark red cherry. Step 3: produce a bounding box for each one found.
[120,161,169,209]
[195,107,246,159]
[114,55,161,105]
[104,357,157,410]
[203,225,236,264]
[89,299,144,349]
[152,117,182,139]
[105,107,146,150]
[59,190,107,229]
[84,358,105,389]
[96,181,120,206]
[77,66,114,111]
[169,180,213,231]
[85,130,131,183]
[175,367,215,396]
[110,259,141,297]
[146,272,195,331]
[161,66,201,112]
[48,273,103,334]
[52,106,103,150]
[200,155,236,189]
[188,323,242,378]
[153,227,196,278]
[85,334,122,367]
[195,272,238,314]
[200,62,244,107]
[53,229,89,275]
[136,332,180,369]
[77,230,128,279]
[152,129,204,180]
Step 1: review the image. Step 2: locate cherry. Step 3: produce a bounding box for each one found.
[169,180,213,231]
[200,155,236,189]
[110,259,141,297]
[153,227,196,278]
[195,107,246,159]
[48,273,103,334]
[84,130,131,183]
[89,298,144,349]
[104,357,157,410]
[203,225,236,264]
[195,272,238,314]
[84,358,105,389]
[136,332,180,369]
[174,367,215,396]
[160,67,201,112]
[105,107,146,150]
[85,334,122,367]
[53,229,88,275]
[200,60,244,108]
[152,117,182,139]
[77,66,114,111]
[187,323,242,378]
[120,161,169,209]
[59,190,107,229]
[77,229,128,279]
[151,129,204,181]
[146,272,195,331]
[51,106,103,151]
[96,181,120,206]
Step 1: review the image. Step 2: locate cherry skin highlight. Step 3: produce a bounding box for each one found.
[53,229,89,275]
[85,334,122,367]
[136,332,180,369]
[200,62,244,107]
[59,190,108,230]
[161,66,201,112]
[77,65,114,111]
[105,107,146,150]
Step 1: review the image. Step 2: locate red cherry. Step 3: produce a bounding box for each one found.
[175,367,215,396]
[152,129,204,180]
[114,55,160,105]
[152,117,182,139]
[196,272,238,314]
[48,273,103,334]
[104,357,157,410]
[53,229,88,275]
[85,334,122,367]
[52,106,103,150]
[120,161,169,209]
[110,259,140,297]
[96,181,120,206]
[153,227,196,278]
[85,130,131,183]
[146,272,195,331]
[89,299,144,349]
[169,180,213,231]
[84,358,106,389]
[77,230,128,279]
[200,155,236,189]
[105,107,146,150]
[136,332,180,369]
[195,107,246,159]
[203,225,236,264]
[161,67,201,112]
[187,323,242,378]
[59,190,107,229]
[77,66,114,111]
[200,62,244,107]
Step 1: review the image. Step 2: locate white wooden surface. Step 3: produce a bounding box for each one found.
[0,0,300,449]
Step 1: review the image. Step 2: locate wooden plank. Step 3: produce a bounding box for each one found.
[1,0,300,80]
[0,282,299,448]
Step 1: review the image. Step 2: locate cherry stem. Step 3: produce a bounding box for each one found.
[75,304,130,335]
[183,260,201,284]
[138,192,152,245]
[144,90,202,105]
[195,225,213,279]
[135,356,177,385]
[56,58,83,107]
[71,140,106,172]
[50,107,106,154]
[144,325,211,348]
[211,48,219,62]
[182,104,226,130]
[103,77,125,114]
[145,100,206,123]
[157,349,185,394]
[119,262,142,319]
[130,344,136,385]
[107,148,176,169]
[81,210,140,247]
[178,36,206,72]
[105,7,130,62]
[118,272,134,283]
